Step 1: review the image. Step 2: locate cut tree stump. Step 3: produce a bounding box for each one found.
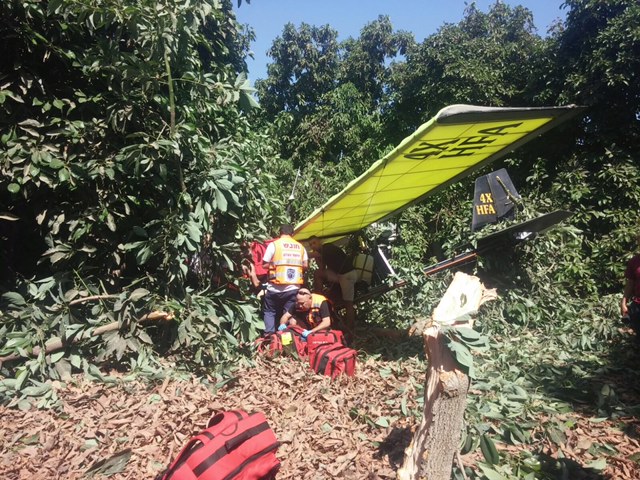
[398,272,497,480]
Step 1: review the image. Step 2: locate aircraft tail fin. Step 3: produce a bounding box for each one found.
[471,168,521,232]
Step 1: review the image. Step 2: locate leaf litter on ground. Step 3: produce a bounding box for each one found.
[0,338,639,479]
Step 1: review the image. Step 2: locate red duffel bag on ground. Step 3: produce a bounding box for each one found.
[306,329,344,356]
[309,343,356,379]
[159,410,280,480]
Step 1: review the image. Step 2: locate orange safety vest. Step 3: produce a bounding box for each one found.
[268,236,305,285]
[306,294,330,328]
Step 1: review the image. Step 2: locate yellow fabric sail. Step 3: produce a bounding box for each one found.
[294,104,582,242]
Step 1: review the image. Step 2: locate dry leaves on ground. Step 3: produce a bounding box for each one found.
[1,348,639,479]
[0,353,421,480]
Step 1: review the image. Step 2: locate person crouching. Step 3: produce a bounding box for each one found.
[278,287,332,340]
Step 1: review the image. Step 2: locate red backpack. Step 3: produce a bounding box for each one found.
[159,410,280,480]
[250,240,274,278]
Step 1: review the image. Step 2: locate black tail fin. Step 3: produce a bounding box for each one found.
[471,168,521,232]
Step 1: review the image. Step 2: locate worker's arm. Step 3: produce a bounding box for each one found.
[242,263,260,288]
[305,301,332,335]
[309,315,331,334]
[279,311,296,328]
[622,278,634,316]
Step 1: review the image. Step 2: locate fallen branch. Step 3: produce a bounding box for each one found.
[68,294,119,306]
[0,310,174,366]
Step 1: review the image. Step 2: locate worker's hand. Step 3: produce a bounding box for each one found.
[302,329,312,338]
[278,324,287,332]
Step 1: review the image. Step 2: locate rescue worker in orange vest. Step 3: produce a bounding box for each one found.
[261,224,308,334]
[308,236,357,338]
[278,287,332,337]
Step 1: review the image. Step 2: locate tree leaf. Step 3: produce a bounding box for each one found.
[447,340,473,368]
[49,351,65,363]
[2,292,26,306]
[375,416,389,428]
[585,458,606,471]
[48,158,65,169]
[478,464,509,480]
[215,189,228,212]
[480,434,500,465]
[456,326,481,340]
[85,449,133,476]
[129,288,150,302]
[136,246,153,265]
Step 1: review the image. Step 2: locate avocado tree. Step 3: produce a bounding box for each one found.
[0,0,287,400]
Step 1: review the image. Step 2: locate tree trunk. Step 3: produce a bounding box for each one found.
[398,272,497,480]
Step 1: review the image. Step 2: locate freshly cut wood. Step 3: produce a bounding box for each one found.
[397,272,497,480]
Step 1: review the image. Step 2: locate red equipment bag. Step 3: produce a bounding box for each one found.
[255,326,308,358]
[281,325,308,358]
[250,240,274,278]
[306,329,344,356]
[309,343,356,379]
[254,334,283,357]
[160,410,280,480]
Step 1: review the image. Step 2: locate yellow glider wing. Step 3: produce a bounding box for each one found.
[294,104,582,241]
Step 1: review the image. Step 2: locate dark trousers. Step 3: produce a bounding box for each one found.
[626,301,640,336]
[262,288,298,334]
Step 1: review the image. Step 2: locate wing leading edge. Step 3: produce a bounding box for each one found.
[294,104,583,242]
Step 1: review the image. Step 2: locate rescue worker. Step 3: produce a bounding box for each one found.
[621,231,640,343]
[278,287,332,338]
[308,236,357,337]
[261,224,308,334]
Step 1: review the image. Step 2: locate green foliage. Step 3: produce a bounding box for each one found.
[2,1,640,476]
[444,326,490,379]
[554,0,640,147]
[289,83,386,172]
[255,17,410,174]
[388,2,545,138]
[0,0,289,402]
[452,290,631,479]
[256,22,340,118]
[0,280,163,405]
[1,0,261,290]
[339,15,414,107]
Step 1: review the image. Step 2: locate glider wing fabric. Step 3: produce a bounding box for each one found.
[294,104,581,241]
